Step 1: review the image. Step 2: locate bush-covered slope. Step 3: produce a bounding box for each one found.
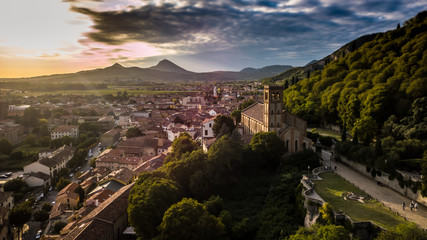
[283,11,427,142]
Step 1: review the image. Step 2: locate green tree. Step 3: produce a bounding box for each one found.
[157,198,227,240]
[239,99,255,110]
[9,150,24,160]
[42,202,53,212]
[0,139,13,155]
[25,134,37,147]
[22,107,41,127]
[375,223,426,240]
[4,178,28,192]
[128,176,181,239]
[231,109,242,124]
[125,127,142,138]
[76,185,85,203]
[250,132,285,168]
[162,149,207,196]
[53,221,67,234]
[33,209,49,224]
[165,133,200,163]
[212,115,236,137]
[287,224,349,240]
[56,177,71,191]
[9,204,32,239]
[50,138,63,149]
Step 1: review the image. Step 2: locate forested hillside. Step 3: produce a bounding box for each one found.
[282,11,427,195]
[283,11,427,140]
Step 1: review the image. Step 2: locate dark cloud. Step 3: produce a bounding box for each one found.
[70,0,427,67]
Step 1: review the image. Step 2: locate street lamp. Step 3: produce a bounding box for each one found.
[308,165,310,176]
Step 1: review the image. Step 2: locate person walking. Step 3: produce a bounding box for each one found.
[415,202,418,211]
[410,202,413,211]
[402,202,406,210]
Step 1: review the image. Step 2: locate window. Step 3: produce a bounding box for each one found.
[205,130,208,135]
[209,123,212,127]
[295,140,298,152]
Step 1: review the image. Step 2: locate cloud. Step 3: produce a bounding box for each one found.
[68,0,427,67]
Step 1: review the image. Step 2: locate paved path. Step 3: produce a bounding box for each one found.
[323,155,427,229]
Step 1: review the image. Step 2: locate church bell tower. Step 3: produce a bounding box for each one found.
[263,85,283,132]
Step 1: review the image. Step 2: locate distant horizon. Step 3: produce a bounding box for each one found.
[0,58,300,79]
[1,0,426,78]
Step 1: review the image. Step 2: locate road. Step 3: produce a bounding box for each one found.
[320,150,427,229]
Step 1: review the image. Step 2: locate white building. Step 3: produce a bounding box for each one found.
[24,145,75,179]
[201,117,215,139]
[51,125,79,139]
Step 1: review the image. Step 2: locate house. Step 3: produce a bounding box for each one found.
[98,115,115,133]
[24,145,75,179]
[241,85,311,153]
[133,154,166,176]
[99,168,135,186]
[51,125,79,139]
[0,207,11,240]
[23,172,50,188]
[0,123,25,145]
[0,192,14,209]
[62,183,134,240]
[85,189,115,207]
[181,96,205,108]
[201,116,216,139]
[100,128,121,147]
[117,137,158,157]
[55,182,80,210]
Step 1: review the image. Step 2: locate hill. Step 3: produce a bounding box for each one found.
[282,10,427,142]
[262,33,379,85]
[0,60,293,84]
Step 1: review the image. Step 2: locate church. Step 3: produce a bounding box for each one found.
[241,85,311,153]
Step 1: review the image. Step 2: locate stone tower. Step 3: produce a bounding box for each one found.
[263,85,283,132]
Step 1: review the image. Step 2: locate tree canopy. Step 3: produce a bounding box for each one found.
[125,127,143,138]
[128,176,181,239]
[212,115,236,137]
[157,198,227,240]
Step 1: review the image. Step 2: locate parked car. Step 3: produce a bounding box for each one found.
[0,175,8,178]
[35,229,42,239]
[5,172,12,177]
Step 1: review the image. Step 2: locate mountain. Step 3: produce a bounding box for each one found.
[0,60,292,83]
[240,65,293,79]
[149,59,192,74]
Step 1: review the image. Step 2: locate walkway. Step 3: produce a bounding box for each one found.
[321,151,427,229]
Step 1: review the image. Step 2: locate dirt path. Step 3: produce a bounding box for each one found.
[329,159,427,229]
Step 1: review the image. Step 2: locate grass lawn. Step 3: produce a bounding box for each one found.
[315,172,405,229]
[15,144,50,153]
[309,128,345,141]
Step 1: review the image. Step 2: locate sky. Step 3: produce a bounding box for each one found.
[0,0,426,78]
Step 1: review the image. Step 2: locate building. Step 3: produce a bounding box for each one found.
[51,125,79,139]
[181,96,205,108]
[201,117,215,139]
[55,182,80,209]
[0,99,7,121]
[24,145,75,179]
[241,85,311,153]
[0,124,25,145]
[0,192,14,209]
[62,183,134,240]
[98,115,115,133]
[100,128,121,147]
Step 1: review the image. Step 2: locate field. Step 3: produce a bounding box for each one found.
[314,172,405,229]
